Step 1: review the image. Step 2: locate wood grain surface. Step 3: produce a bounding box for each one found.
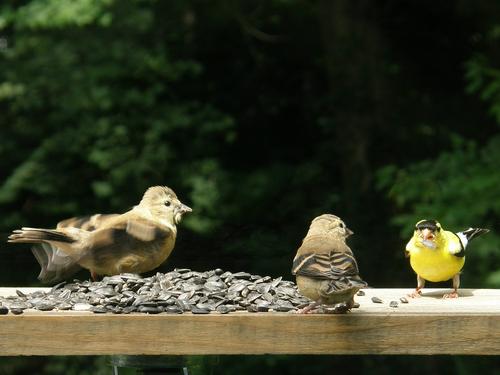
[1,288,499,355]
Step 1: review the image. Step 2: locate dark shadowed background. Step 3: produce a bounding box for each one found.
[1,0,499,373]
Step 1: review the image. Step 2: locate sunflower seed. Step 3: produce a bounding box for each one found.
[138,306,162,314]
[216,305,230,314]
[0,269,313,315]
[73,303,92,311]
[191,307,210,314]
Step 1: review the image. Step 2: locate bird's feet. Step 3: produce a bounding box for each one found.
[324,303,351,314]
[297,301,353,314]
[296,302,319,314]
[408,289,422,298]
[443,291,459,299]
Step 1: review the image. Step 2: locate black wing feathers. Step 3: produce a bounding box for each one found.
[292,251,361,280]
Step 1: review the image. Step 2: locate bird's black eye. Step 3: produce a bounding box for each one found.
[339,223,344,228]
[164,201,171,207]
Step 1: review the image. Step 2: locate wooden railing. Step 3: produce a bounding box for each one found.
[1,288,499,356]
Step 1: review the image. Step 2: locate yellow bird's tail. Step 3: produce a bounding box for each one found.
[456,227,489,248]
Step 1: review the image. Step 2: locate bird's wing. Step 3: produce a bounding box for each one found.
[292,236,366,289]
[32,243,82,283]
[29,214,121,283]
[91,217,172,245]
[85,217,172,264]
[454,228,490,250]
[445,231,465,256]
[405,236,416,257]
[292,250,359,277]
[449,228,489,257]
[57,214,120,231]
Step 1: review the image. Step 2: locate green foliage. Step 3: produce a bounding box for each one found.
[14,0,114,29]
[377,135,500,285]
[377,29,500,286]
[465,25,500,124]
[1,0,500,373]
[466,55,500,123]
[0,0,234,234]
[377,136,500,230]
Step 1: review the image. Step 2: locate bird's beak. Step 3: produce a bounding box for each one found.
[178,203,192,214]
[346,227,354,236]
[420,228,435,241]
[173,203,192,225]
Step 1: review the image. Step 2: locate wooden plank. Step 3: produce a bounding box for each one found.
[1,288,499,356]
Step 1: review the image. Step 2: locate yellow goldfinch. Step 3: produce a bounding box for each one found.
[292,214,367,313]
[406,219,489,298]
[8,186,191,282]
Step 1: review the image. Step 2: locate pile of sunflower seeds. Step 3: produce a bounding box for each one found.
[0,269,311,315]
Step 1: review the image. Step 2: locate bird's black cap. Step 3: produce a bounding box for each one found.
[415,220,440,231]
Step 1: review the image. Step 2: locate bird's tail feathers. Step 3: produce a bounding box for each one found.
[8,227,76,244]
[31,244,82,284]
[328,276,367,292]
[349,277,368,289]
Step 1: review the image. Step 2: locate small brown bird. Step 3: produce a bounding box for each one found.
[8,186,191,283]
[292,214,367,313]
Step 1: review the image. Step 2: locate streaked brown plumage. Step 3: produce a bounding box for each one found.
[8,186,191,283]
[292,214,366,313]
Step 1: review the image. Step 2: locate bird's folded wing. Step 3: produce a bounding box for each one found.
[405,238,415,257]
[448,232,465,256]
[292,251,361,280]
[89,217,172,254]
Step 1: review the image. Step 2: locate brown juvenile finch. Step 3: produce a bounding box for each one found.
[292,214,367,313]
[8,186,191,283]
